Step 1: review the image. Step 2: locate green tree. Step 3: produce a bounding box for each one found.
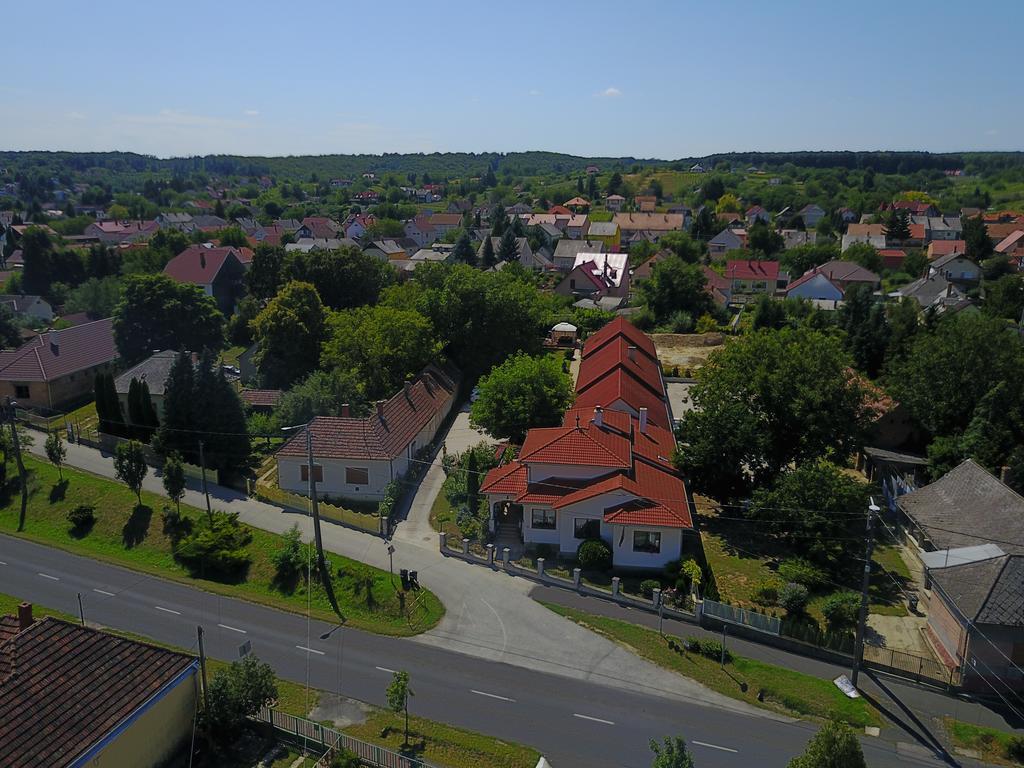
[884,208,911,242]
[751,294,788,330]
[650,736,694,768]
[470,353,574,442]
[216,226,248,248]
[639,258,715,324]
[452,231,476,265]
[251,280,327,388]
[788,720,865,768]
[65,276,122,318]
[490,205,509,236]
[607,172,625,197]
[842,243,882,273]
[480,236,497,268]
[162,451,186,513]
[962,215,994,262]
[779,243,839,278]
[838,284,889,377]
[677,328,870,501]
[274,369,367,427]
[112,274,225,364]
[282,246,394,310]
[658,231,704,263]
[983,274,1024,321]
[884,298,920,366]
[902,249,928,278]
[322,305,441,400]
[386,670,414,746]
[748,221,784,256]
[497,229,519,262]
[94,372,126,437]
[192,349,251,475]
[749,460,869,565]
[45,432,66,482]
[0,306,21,350]
[203,654,278,745]
[245,244,285,300]
[113,440,148,506]
[715,193,741,213]
[155,351,196,461]
[20,226,56,295]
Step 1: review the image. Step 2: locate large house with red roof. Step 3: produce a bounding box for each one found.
[83,219,159,244]
[481,318,694,568]
[163,245,246,315]
[275,365,457,502]
[724,259,788,298]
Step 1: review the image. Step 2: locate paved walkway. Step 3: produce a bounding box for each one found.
[25,434,773,716]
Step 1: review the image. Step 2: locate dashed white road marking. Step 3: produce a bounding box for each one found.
[471,689,516,702]
[692,741,738,753]
[0,560,7,565]
[573,713,614,725]
[296,645,325,656]
[37,572,59,581]
[218,623,246,634]
[375,665,397,674]
[93,589,115,597]
[155,606,181,615]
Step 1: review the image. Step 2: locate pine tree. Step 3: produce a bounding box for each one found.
[490,205,508,237]
[95,372,125,437]
[194,350,251,477]
[498,229,519,263]
[452,232,476,265]
[127,378,143,440]
[481,237,497,268]
[884,208,911,242]
[157,351,197,463]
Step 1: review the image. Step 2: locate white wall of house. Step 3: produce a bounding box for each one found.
[610,524,683,569]
[526,462,609,483]
[523,506,561,545]
[277,456,394,500]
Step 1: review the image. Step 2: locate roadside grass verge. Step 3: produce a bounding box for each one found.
[944,718,1024,766]
[0,457,443,636]
[344,709,540,768]
[543,602,880,728]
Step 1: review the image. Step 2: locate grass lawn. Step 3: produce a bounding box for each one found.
[344,709,540,768]
[944,718,1024,766]
[430,489,456,537]
[544,603,880,728]
[221,345,247,367]
[0,457,443,636]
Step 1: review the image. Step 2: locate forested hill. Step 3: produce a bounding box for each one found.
[2,149,1022,183]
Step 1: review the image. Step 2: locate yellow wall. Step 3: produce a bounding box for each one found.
[86,671,198,768]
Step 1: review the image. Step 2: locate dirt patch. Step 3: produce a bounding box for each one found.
[650,333,725,372]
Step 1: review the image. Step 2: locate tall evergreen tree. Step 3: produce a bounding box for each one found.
[452,232,476,265]
[490,205,509,237]
[884,208,911,242]
[194,349,251,476]
[498,229,519,263]
[94,372,125,437]
[962,215,994,262]
[481,237,497,268]
[156,351,197,463]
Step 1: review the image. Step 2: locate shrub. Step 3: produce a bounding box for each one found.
[534,543,555,560]
[272,523,307,586]
[752,581,780,606]
[455,504,483,540]
[777,558,829,589]
[67,504,95,529]
[685,636,732,663]
[821,591,861,632]
[1007,735,1024,762]
[173,511,253,576]
[663,558,703,593]
[577,539,612,570]
[779,582,810,614]
[640,579,661,598]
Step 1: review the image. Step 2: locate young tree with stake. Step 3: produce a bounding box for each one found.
[386,670,414,746]
[114,440,148,506]
[45,432,66,482]
[162,451,186,513]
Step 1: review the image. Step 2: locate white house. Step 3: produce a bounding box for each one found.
[276,365,457,502]
[928,253,981,284]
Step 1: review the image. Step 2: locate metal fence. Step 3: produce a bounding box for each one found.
[702,598,781,635]
[256,707,437,768]
[863,643,961,689]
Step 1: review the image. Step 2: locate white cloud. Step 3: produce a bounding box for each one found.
[600,86,622,98]
[244,109,260,116]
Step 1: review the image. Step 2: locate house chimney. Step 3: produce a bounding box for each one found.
[17,602,33,631]
[49,330,59,354]
[376,400,385,421]
[627,345,637,362]
[340,403,350,417]
[593,406,603,428]
[639,407,648,434]
[200,252,206,269]
[404,381,413,400]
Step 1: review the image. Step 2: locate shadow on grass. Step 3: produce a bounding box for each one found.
[161,507,193,546]
[48,479,68,503]
[68,518,96,539]
[122,504,152,548]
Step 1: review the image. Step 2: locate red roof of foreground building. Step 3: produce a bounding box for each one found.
[573,369,670,429]
[577,336,663,397]
[555,461,693,528]
[0,318,116,383]
[725,259,780,281]
[480,462,528,496]
[581,316,657,361]
[562,406,676,473]
[519,421,632,467]
[276,366,457,461]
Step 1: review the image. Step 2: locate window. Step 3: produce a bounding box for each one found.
[13,385,29,399]
[531,509,556,530]
[574,518,600,540]
[632,531,662,553]
[299,464,323,483]
[345,467,369,485]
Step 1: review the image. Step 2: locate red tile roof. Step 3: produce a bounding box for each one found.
[519,422,632,467]
[0,615,196,768]
[573,369,670,429]
[163,246,243,285]
[0,318,116,382]
[927,240,966,259]
[276,366,457,461]
[581,316,657,361]
[577,336,663,397]
[480,462,528,495]
[240,388,283,407]
[909,223,926,240]
[301,217,341,238]
[555,462,693,528]
[725,259,780,281]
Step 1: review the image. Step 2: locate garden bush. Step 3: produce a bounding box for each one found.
[173,511,253,577]
[821,591,861,632]
[779,582,810,614]
[685,636,732,663]
[663,558,702,592]
[272,523,307,586]
[777,557,829,589]
[534,543,555,560]
[67,504,95,530]
[640,579,661,598]
[577,539,612,570]
[752,581,780,606]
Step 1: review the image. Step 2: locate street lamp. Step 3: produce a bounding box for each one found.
[282,422,341,617]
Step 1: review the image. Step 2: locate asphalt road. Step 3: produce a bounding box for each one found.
[0,535,951,768]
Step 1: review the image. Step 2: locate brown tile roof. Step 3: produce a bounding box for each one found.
[164,246,243,285]
[519,422,632,467]
[0,616,196,768]
[276,365,457,461]
[0,318,116,383]
[581,316,657,361]
[613,212,685,232]
[241,388,283,407]
[577,336,663,397]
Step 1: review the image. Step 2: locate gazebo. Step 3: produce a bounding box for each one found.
[550,322,578,346]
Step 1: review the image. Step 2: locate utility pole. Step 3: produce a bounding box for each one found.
[197,625,210,713]
[77,593,85,626]
[198,439,212,519]
[6,398,27,532]
[851,499,880,688]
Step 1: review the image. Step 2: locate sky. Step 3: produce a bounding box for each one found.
[3,0,1022,159]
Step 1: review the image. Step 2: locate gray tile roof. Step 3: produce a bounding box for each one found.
[898,459,1024,554]
[114,350,177,396]
[929,555,1024,626]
